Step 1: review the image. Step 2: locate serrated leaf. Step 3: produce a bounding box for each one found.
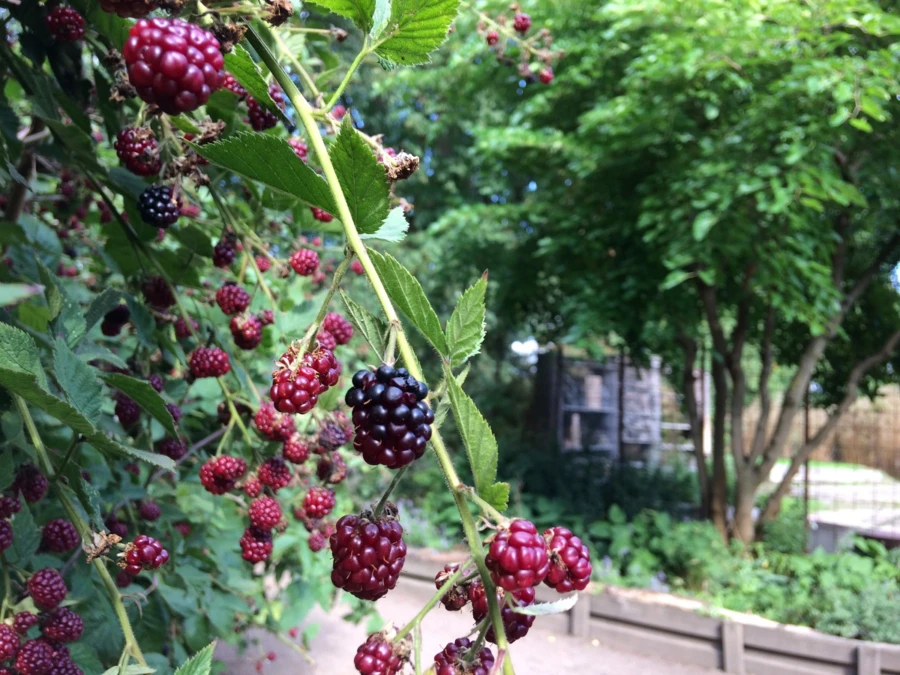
[125,294,156,348]
[193,134,336,212]
[433,364,469,429]
[67,643,105,675]
[446,274,486,367]
[340,290,389,356]
[307,0,376,33]
[0,321,49,389]
[53,338,103,426]
[224,45,289,124]
[511,593,579,616]
[371,0,391,37]
[331,118,391,235]
[102,372,178,438]
[367,250,448,354]
[360,206,409,243]
[75,344,129,370]
[36,258,63,320]
[481,482,509,511]
[174,641,216,675]
[374,0,460,66]
[8,502,40,565]
[61,462,103,530]
[171,224,214,258]
[0,283,44,306]
[444,364,501,506]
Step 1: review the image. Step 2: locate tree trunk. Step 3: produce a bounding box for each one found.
[678,336,710,519]
[710,357,729,539]
[732,473,757,543]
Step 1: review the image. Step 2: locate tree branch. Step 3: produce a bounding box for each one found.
[677,334,710,518]
[748,306,775,464]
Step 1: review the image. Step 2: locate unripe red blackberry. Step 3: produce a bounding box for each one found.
[486,30,499,45]
[40,520,79,553]
[316,451,347,485]
[216,282,251,315]
[223,72,247,98]
[435,563,471,611]
[322,312,353,345]
[27,569,67,611]
[316,330,337,351]
[543,526,592,592]
[434,638,495,675]
[189,346,230,378]
[40,608,83,643]
[0,495,21,519]
[115,128,161,176]
[175,522,191,536]
[0,520,12,552]
[255,255,272,272]
[99,0,157,18]
[15,464,49,504]
[122,534,169,575]
[142,275,175,310]
[345,366,434,469]
[330,508,406,601]
[289,248,319,276]
[259,309,275,326]
[49,658,84,675]
[0,623,17,662]
[243,478,261,498]
[156,436,187,460]
[14,639,55,675]
[539,67,554,84]
[240,527,272,563]
[318,417,350,452]
[469,580,535,644]
[258,457,291,491]
[14,611,38,635]
[288,137,308,162]
[249,496,282,529]
[351,259,364,275]
[303,486,335,519]
[174,315,198,339]
[513,13,532,33]
[123,18,225,115]
[213,235,237,268]
[199,456,247,495]
[115,393,141,428]
[310,207,333,223]
[139,501,162,521]
[46,7,84,41]
[166,403,183,423]
[353,632,405,675]
[304,348,341,388]
[270,351,325,414]
[106,514,128,539]
[333,104,347,120]
[230,314,263,350]
[139,185,180,228]
[116,570,132,588]
[282,434,310,464]
[254,401,295,441]
[148,373,164,392]
[308,529,326,552]
[485,519,549,591]
[247,84,285,131]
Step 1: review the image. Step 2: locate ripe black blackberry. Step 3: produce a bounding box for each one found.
[138,185,180,229]
[142,275,175,310]
[148,373,164,392]
[345,365,434,469]
[115,393,141,428]
[115,127,161,176]
[156,436,187,460]
[213,234,237,268]
[330,506,406,601]
[101,304,131,336]
[15,464,48,504]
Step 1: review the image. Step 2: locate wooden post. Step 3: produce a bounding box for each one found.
[857,643,880,675]
[722,621,745,674]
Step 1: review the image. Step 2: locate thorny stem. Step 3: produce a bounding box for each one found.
[394,566,464,641]
[57,434,82,474]
[246,27,514,673]
[14,396,148,667]
[463,488,507,525]
[300,253,353,348]
[374,465,409,517]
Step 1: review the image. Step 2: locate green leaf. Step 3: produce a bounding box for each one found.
[36,258,63,320]
[8,502,40,565]
[67,643,105,675]
[849,117,873,133]
[445,273,487,367]
[331,118,391,235]
[444,364,504,509]
[367,250,448,354]
[340,290,389,356]
[660,269,692,291]
[102,372,178,438]
[0,283,44,306]
[511,593,579,616]
[53,338,103,426]
[692,211,717,241]
[62,462,104,529]
[480,482,509,511]
[171,225,214,258]
[307,0,376,33]
[174,642,216,675]
[374,0,460,66]
[433,364,469,430]
[360,206,409,243]
[224,45,288,121]
[371,0,391,37]
[0,451,14,491]
[193,133,336,212]
[75,344,129,371]
[0,321,48,389]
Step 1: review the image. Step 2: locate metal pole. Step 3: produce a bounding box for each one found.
[617,350,626,465]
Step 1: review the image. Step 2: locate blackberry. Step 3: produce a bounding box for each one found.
[513,13,532,33]
[539,67,554,85]
[14,612,38,635]
[258,457,291,491]
[259,309,275,326]
[351,259,364,275]
[105,514,128,539]
[142,275,175,310]
[435,563,471,612]
[289,248,319,276]
[469,581,535,644]
[247,84,284,131]
[165,403,183,423]
[0,520,12,552]
[249,496,282,529]
[174,316,198,339]
[115,128,161,176]
[103,304,131,331]
[353,633,405,675]
[15,464,49,504]
[485,519,549,591]
[14,639,54,675]
[0,624,17,662]
[213,235,237,268]
[243,478,261,498]
[122,534,169,575]
[139,501,161,521]
[322,312,353,345]
[318,417,350,451]
[50,659,84,675]
[316,330,337,351]
[46,7,84,42]
[270,358,324,415]
[156,436,187,460]
[303,486,335,519]
[40,608,83,643]
[254,401,295,441]
[98,0,157,18]
[230,314,263,350]
[282,434,310,464]
[345,365,434,469]
[0,495,21,519]
[310,207,333,223]
[115,393,141,428]
[116,570,132,588]
[216,282,251,315]
[316,451,347,485]
[434,638,494,675]
[148,373,164,392]
[304,348,341,388]
[288,137,308,162]
[199,456,247,495]
[308,530,326,552]
[123,18,225,115]
[486,30,499,45]
[189,347,230,378]
[41,520,79,553]
[544,526,592,592]
[223,73,247,98]
[330,508,406,601]
[27,569,67,611]
[240,527,273,563]
[138,185,180,229]
[255,255,272,272]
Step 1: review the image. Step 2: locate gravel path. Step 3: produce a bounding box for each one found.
[216,577,720,674]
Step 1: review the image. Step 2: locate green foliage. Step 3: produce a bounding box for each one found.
[331,118,392,235]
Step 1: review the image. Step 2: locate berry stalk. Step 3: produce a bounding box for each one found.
[394,565,464,641]
[245,27,516,673]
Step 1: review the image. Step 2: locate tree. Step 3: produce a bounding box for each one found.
[354,0,900,541]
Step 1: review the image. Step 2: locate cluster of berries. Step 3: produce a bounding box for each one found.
[221,75,287,132]
[0,466,48,555]
[269,340,343,415]
[479,6,562,85]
